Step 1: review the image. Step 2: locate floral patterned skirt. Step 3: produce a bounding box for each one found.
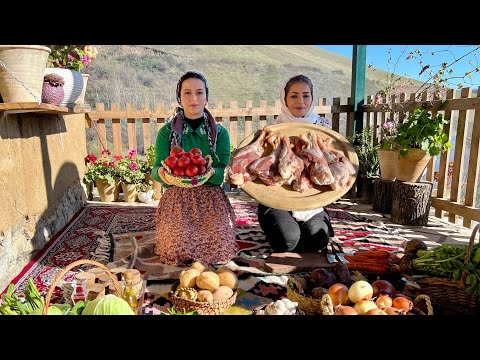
[154,186,239,266]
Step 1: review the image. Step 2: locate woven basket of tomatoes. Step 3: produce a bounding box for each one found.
[161,146,214,188]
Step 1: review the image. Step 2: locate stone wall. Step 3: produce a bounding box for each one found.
[0,112,88,291]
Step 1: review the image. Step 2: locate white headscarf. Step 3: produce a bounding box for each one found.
[275,76,331,127]
[274,76,330,220]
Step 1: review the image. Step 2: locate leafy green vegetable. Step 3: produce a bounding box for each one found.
[82,294,135,315]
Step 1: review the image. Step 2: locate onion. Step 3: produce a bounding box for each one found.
[348,280,373,303]
[354,299,377,315]
[384,306,406,315]
[334,305,358,315]
[371,279,396,298]
[392,297,413,311]
[364,308,387,315]
[375,294,393,309]
[393,292,412,300]
[328,283,350,306]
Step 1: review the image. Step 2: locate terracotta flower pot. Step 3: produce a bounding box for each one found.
[121,183,138,203]
[377,149,396,180]
[395,148,431,182]
[95,178,117,202]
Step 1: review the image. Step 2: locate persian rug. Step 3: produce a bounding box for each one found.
[1,199,408,313]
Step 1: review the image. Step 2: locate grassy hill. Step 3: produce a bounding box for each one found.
[84,45,422,109]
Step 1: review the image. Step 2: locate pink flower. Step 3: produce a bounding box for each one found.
[67,54,74,60]
[129,163,138,170]
[383,121,394,129]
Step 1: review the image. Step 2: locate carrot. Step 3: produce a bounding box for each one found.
[345,262,390,273]
[344,254,390,265]
[353,250,390,258]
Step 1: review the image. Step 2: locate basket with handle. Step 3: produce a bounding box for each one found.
[415,223,480,315]
[288,275,434,315]
[161,154,214,188]
[43,259,122,315]
[169,282,237,315]
[286,276,324,315]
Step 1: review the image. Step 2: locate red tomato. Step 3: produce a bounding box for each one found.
[170,146,184,158]
[198,165,207,175]
[182,151,192,158]
[177,155,191,169]
[185,165,199,177]
[164,155,178,170]
[191,155,206,167]
[190,148,202,157]
[173,167,185,176]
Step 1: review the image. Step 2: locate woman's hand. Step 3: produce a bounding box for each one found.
[158,167,173,185]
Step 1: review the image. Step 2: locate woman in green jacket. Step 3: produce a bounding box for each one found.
[151,71,238,266]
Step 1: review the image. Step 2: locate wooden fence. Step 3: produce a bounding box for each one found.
[86,98,354,152]
[86,91,480,228]
[363,88,480,229]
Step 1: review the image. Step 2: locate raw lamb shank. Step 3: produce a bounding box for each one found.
[225,127,271,186]
[248,132,288,186]
[277,135,304,185]
[299,132,335,186]
[316,135,357,190]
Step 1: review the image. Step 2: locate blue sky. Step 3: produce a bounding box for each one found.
[316,45,480,89]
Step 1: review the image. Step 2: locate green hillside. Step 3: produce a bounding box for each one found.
[84,45,421,109]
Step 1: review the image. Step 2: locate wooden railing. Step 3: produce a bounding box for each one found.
[85,91,480,229]
[363,87,480,229]
[86,98,354,153]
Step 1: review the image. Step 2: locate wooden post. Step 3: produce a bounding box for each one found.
[391,181,433,226]
[373,179,395,214]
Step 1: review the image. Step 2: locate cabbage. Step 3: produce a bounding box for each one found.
[81,294,135,315]
[29,305,64,315]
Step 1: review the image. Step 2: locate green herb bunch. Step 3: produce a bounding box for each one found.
[349,125,379,177]
[393,108,451,158]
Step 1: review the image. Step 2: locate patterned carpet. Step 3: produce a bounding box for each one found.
[1,199,408,314]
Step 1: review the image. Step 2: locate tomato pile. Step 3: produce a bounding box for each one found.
[164,146,209,177]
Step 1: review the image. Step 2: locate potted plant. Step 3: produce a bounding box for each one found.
[45,45,97,107]
[142,144,163,199]
[83,150,121,202]
[349,126,379,202]
[117,149,145,202]
[392,108,451,182]
[41,73,65,106]
[377,120,397,180]
[0,45,51,103]
[137,180,155,203]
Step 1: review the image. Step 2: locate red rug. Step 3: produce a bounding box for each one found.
[1,200,406,305]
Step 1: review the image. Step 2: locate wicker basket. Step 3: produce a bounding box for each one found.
[161,155,214,188]
[43,259,122,315]
[170,285,237,315]
[286,276,324,315]
[415,223,480,316]
[287,276,434,315]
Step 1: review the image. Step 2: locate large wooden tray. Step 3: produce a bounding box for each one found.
[235,123,358,210]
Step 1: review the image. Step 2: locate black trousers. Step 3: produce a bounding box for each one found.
[257,204,334,253]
